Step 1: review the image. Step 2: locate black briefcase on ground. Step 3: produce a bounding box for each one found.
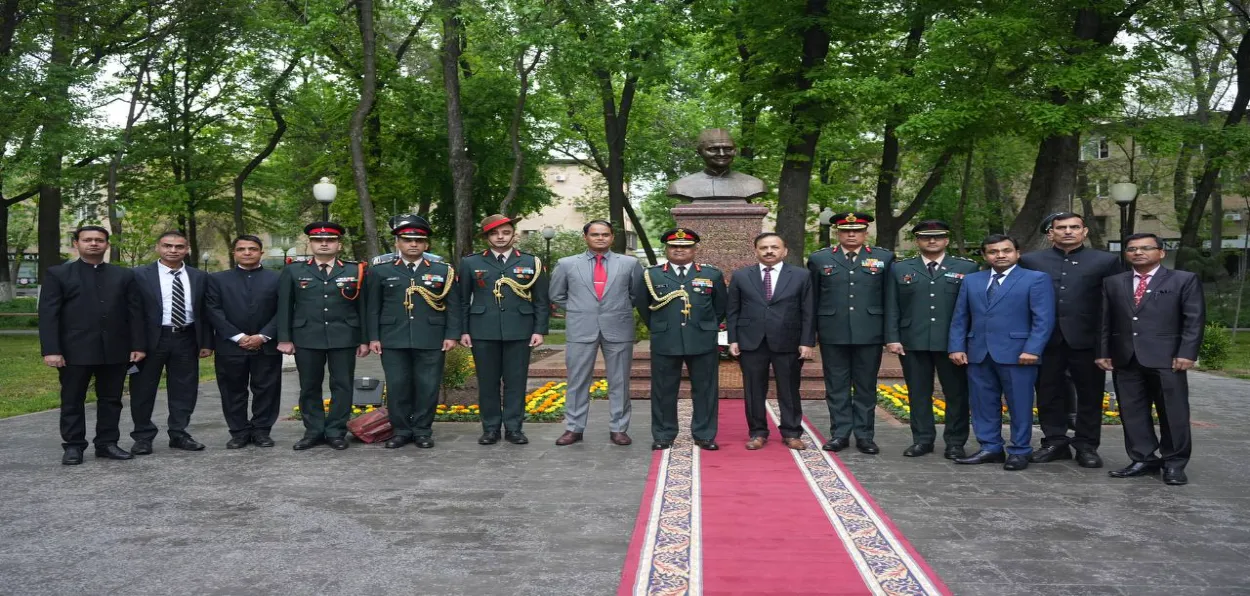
[353,377,385,406]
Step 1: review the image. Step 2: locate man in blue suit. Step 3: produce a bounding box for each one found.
[949,234,1054,471]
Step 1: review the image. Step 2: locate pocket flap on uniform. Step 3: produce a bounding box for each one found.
[899,318,912,328]
[428,315,446,326]
[699,320,718,331]
[293,317,307,328]
[518,303,534,314]
[470,304,487,314]
[866,306,883,315]
[381,315,396,324]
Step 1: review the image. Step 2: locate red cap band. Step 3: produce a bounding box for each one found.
[308,227,338,235]
[482,218,513,233]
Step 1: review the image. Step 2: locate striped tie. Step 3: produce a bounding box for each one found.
[171,270,187,327]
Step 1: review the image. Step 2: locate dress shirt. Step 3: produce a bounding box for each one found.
[922,255,944,270]
[986,264,1017,290]
[491,250,511,262]
[758,263,779,297]
[1133,265,1161,284]
[157,261,194,326]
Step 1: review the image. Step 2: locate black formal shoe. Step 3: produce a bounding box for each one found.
[651,441,672,450]
[293,437,323,451]
[903,443,934,457]
[1108,461,1161,478]
[822,437,850,452]
[94,444,134,460]
[169,436,206,451]
[1028,444,1071,463]
[955,450,1006,465]
[478,431,501,445]
[226,436,250,449]
[62,447,84,466]
[385,435,413,449]
[505,431,529,445]
[327,437,349,450]
[694,439,719,451]
[252,434,275,448]
[1163,467,1188,486]
[130,440,153,456]
[1074,449,1103,468]
[414,437,435,449]
[856,439,880,455]
[944,445,966,460]
[1003,454,1029,471]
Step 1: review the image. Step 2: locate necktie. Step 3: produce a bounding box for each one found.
[986,272,1004,300]
[763,267,773,301]
[409,262,417,273]
[170,270,186,327]
[676,266,686,281]
[594,254,607,300]
[927,261,938,276]
[846,251,857,263]
[320,263,330,275]
[1134,274,1150,306]
[497,253,505,264]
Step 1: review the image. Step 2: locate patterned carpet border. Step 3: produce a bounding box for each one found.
[632,401,701,596]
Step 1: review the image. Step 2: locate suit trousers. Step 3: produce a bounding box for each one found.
[1037,341,1104,450]
[967,361,1037,456]
[899,350,970,447]
[472,339,532,433]
[739,345,803,438]
[59,364,127,449]
[294,347,356,439]
[381,348,445,439]
[130,328,199,441]
[214,353,282,438]
[1113,358,1191,469]
[564,335,632,433]
[650,351,719,442]
[820,343,883,441]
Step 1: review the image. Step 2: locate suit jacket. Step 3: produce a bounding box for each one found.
[549,250,643,343]
[807,245,896,345]
[459,248,550,341]
[885,255,980,351]
[636,262,727,356]
[949,266,1055,365]
[39,259,146,365]
[365,257,462,349]
[726,263,815,352]
[1099,267,1204,369]
[276,259,366,349]
[1019,245,1122,349]
[133,261,212,350]
[205,266,281,356]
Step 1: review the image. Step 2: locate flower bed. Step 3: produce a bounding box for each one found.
[290,379,611,423]
[876,383,1129,425]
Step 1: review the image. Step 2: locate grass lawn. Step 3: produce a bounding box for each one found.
[1222,332,1250,379]
[0,335,216,419]
[543,332,566,346]
[0,297,38,329]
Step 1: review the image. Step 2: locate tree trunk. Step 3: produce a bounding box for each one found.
[500,49,541,216]
[441,1,474,263]
[871,7,928,251]
[953,150,974,256]
[0,199,11,301]
[1173,141,1193,220]
[1009,133,1080,250]
[107,50,151,262]
[623,197,656,264]
[37,0,75,282]
[349,0,381,258]
[874,149,956,250]
[983,165,1006,235]
[233,56,299,237]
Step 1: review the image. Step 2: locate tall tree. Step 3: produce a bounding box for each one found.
[349,0,381,258]
[440,0,474,262]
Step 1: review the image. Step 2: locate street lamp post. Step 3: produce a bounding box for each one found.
[541,226,556,265]
[313,177,338,221]
[1110,182,1138,254]
[818,207,835,247]
[201,251,211,271]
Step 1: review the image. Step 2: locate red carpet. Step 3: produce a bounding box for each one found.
[618,401,949,596]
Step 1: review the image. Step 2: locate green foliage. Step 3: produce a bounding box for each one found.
[517,229,590,263]
[1199,323,1232,370]
[442,347,475,390]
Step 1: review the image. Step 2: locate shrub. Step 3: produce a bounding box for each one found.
[1199,324,1231,370]
[442,346,475,389]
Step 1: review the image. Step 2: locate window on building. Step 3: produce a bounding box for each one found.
[1095,178,1110,198]
[1081,136,1110,161]
[1094,216,1109,233]
[1142,178,1158,195]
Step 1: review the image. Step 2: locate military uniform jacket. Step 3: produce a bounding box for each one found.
[276,259,366,349]
[807,245,895,345]
[885,255,979,351]
[636,262,727,356]
[458,249,550,341]
[365,257,462,349]
[1019,245,1122,350]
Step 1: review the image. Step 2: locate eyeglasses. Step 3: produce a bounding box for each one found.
[1124,246,1161,254]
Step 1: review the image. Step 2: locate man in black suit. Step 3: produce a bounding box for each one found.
[129,230,214,454]
[1019,212,1122,468]
[727,232,816,451]
[39,226,146,465]
[1097,233,1204,486]
[204,235,282,449]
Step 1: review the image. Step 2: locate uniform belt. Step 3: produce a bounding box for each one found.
[162,325,190,334]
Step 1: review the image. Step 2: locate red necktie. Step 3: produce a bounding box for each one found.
[594,254,607,300]
[1133,274,1150,306]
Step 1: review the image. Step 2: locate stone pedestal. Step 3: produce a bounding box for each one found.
[670,199,769,282]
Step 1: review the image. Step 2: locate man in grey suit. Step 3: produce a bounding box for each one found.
[550,220,644,446]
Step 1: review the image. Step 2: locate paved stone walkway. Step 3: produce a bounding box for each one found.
[1,359,1247,595]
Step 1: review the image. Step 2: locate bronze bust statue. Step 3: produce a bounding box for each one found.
[666,129,767,202]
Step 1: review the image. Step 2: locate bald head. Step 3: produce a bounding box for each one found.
[697,128,735,150]
[696,128,737,175]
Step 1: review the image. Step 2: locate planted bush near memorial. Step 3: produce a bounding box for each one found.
[289,379,610,423]
[876,383,1133,425]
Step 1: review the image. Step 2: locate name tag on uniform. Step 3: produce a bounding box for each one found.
[384,276,401,281]
[298,277,313,289]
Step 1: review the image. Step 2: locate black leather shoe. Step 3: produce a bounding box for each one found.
[62,447,84,465]
[94,444,134,460]
[226,436,250,449]
[856,439,880,455]
[414,436,435,449]
[327,437,349,450]
[130,440,153,456]
[169,435,206,451]
[505,431,529,445]
[944,445,966,460]
[903,443,934,457]
[694,439,719,451]
[478,431,500,445]
[385,435,413,449]
[651,441,672,450]
[1163,467,1188,486]
[1003,454,1029,471]
[252,434,275,448]
[1108,461,1161,478]
[1029,444,1071,463]
[822,437,850,452]
[955,450,1006,465]
[293,437,323,451]
[1074,449,1103,468]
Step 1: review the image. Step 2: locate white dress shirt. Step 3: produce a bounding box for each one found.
[986,264,1017,290]
[157,261,194,326]
[758,263,780,297]
[1134,265,1161,285]
[922,255,944,270]
[490,250,511,263]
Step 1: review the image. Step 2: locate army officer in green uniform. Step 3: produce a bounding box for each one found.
[635,228,727,451]
[276,222,369,451]
[807,212,895,455]
[365,215,462,449]
[884,220,979,459]
[458,214,550,446]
